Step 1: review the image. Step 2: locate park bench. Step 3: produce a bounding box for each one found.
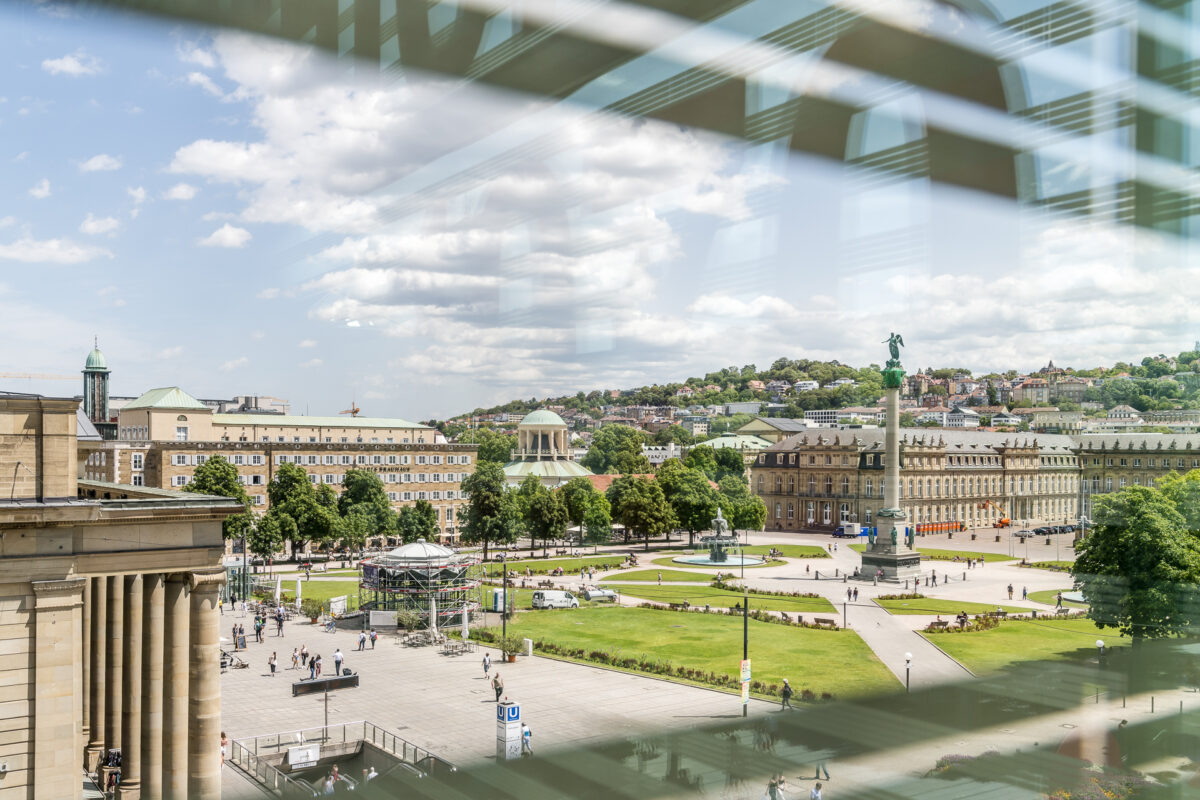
[668,602,691,611]
[292,672,359,697]
[537,580,554,589]
[929,620,950,629]
[813,617,837,628]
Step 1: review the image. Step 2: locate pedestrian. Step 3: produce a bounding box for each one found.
[308,655,316,680]
[268,651,277,677]
[493,672,504,702]
[658,572,662,585]
[291,648,299,669]
[370,629,377,649]
[219,597,224,615]
[321,774,334,795]
[1007,583,1014,600]
[852,587,858,601]
[1022,586,1028,600]
[846,588,852,602]
[814,758,830,780]
[776,774,789,800]
[276,612,283,636]
[767,775,779,800]
[521,722,532,756]
[220,731,229,766]
[811,781,823,800]
[483,652,491,676]
[364,766,378,782]
[358,631,367,652]
[314,654,323,679]
[780,678,793,710]
[232,624,239,650]
[333,648,344,675]
[300,644,309,667]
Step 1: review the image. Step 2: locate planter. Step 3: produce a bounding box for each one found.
[506,654,517,663]
[309,617,318,624]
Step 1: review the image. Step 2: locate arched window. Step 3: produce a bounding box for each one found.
[774,475,782,493]
[787,475,795,493]
[787,503,794,520]
[824,476,833,494]
[839,503,849,522]
[822,503,832,525]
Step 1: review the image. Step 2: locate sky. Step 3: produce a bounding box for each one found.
[1,0,1197,420]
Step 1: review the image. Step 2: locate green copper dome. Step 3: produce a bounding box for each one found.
[519,409,566,427]
[84,347,107,371]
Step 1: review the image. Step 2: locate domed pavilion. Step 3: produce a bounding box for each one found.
[502,409,593,487]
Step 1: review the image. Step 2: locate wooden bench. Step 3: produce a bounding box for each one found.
[537,580,554,589]
[292,673,359,696]
[668,602,691,611]
[929,620,950,629]
[814,618,837,628]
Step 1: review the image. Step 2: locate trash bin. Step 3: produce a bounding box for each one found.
[523,638,533,657]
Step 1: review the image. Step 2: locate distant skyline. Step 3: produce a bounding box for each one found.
[2,2,1195,420]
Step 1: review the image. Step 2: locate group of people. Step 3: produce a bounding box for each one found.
[318,764,378,795]
[355,629,378,651]
[952,555,984,569]
[1007,584,1029,600]
[844,587,859,602]
[765,773,828,798]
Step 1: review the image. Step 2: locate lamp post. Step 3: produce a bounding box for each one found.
[1096,639,1105,663]
[905,652,912,693]
[738,541,748,718]
[241,531,248,604]
[501,550,508,644]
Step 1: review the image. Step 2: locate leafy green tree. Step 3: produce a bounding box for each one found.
[396,499,439,542]
[560,477,597,540]
[248,511,288,563]
[184,455,254,539]
[456,428,517,463]
[1158,470,1200,531]
[713,448,745,483]
[660,467,719,547]
[582,425,649,474]
[582,494,612,552]
[460,461,521,559]
[526,488,570,556]
[315,483,338,509]
[514,474,544,524]
[684,445,718,480]
[653,425,693,446]
[266,463,339,557]
[337,468,397,543]
[338,505,374,553]
[1073,485,1200,645]
[717,475,767,534]
[606,476,676,551]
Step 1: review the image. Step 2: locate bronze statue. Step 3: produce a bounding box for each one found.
[884,332,904,364]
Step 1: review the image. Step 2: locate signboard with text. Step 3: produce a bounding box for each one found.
[740,658,751,705]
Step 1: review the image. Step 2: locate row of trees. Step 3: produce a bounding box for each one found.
[185,457,439,561]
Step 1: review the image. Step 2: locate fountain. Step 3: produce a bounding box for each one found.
[672,508,766,567]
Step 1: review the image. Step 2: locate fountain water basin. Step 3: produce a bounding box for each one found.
[672,553,766,567]
[672,507,765,566]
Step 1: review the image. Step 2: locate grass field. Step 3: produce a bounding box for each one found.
[650,556,784,570]
[920,618,1126,674]
[483,556,625,577]
[612,584,837,613]
[251,579,361,606]
[740,544,830,559]
[1028,589,1086,609]
[874,597,1031,616]
[487,606,898,697]
[849,544,1014,562]
[605,569,712,582]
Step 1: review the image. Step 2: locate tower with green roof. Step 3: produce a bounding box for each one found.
[82,339,110,424]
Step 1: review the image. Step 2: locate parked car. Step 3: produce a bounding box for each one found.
[532,590,579,609]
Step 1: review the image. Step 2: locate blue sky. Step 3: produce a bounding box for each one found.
[1,1,1196,420]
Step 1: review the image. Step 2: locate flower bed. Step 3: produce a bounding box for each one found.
[877,592,925,601]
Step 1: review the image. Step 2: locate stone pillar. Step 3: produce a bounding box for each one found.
[82,577,91,762]
[141,573,165,800]
[188,568,225,799]
[86,576,106,770]
[31,578,87,800]
[118,574,143,799]
[105,574,123,755]
[162,575,189,800]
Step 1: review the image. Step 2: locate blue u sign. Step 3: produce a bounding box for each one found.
[497,703,520,722]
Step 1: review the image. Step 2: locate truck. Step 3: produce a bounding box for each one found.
[832,523,862,538]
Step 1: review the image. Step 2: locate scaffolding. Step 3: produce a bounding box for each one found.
[358,540,483,630]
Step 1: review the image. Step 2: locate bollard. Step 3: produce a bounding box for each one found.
[904,579,908,590]
[1182,701,1184,715]
[835,568,839,577]
[815,571,820,580]
[874,576,878,586]
[843,575,847,583]
[1096,689,1099,703]
[963,572,966,582]
[1123,695,1126,708]
[1152,696,1155,714]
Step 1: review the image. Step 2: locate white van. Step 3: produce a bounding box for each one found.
[531,590,579,609]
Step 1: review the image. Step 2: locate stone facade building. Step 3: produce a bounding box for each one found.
[1077,434,1200,518]
[751,428,1080,533]
[0,391,237,799]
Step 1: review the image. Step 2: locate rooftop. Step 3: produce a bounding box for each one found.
[519,409,567,427]
[123,386,209,411]
[213,413,429,430]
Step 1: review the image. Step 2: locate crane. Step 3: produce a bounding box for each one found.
[978,500,1011,528]
[339,402,360,417]
[0,372,77,380]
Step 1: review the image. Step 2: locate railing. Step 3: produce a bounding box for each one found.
[229,739,315,797]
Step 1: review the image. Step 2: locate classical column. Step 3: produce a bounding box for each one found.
[82,577,91,762]
[31,578,87,800]
[118,574,143,799]
[188,568,225,799]
[141,573,165,800]
[105,575,123,755]
[162,575,189,800]
[86,576,106,770]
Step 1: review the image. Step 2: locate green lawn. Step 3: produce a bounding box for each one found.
[486,606,898,697]
[611,584,837,613]
[740,544,830,559]
[849,544,1014,563]
[874,597,1030,616]
[920,618,1127,674]
[280,580,360,604]
[606,569,712,582]
[650,556,784,570]
[1028,589,1086,609]
[1029,561,1074,572]
[483,556,626,577]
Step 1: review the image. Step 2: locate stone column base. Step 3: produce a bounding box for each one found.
[84,745,103,774]
[116,781,141,799]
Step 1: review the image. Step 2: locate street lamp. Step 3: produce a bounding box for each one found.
[905,652,912,693]
[1096,639,1105,661]
[737,541,749,718]
[501,550,508,644]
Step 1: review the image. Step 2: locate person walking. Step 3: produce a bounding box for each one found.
[300,644,309,667]
[333,648,344,676]
[314,654,322,679]
[493,672,504,702]
[1007,583,1014,600]
[852,587,858,601]
[220,732,229,767]
[276,611,284,636]
[268,651,277,677]
[521,722,532,756]
[814,758,830,780]
[483,652,491,677]
[780,679,793,711]
[232,624,239,651]
[810,782,823,800]
[1021,586,1028,600]
[291,648,299,670]
[357,631,367,652]
[369,629,377,649]
[657,572,662,585]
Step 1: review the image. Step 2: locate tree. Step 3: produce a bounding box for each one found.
[661,468,720,547]
[396,499,439,542]
[653,425,693,446]
[582,425,649,474]
[582,494,612,552]
[266,463,339,557]
[456,428,518,464]
[337,468,397,544]
[183,455,254,540]
[247,512,288,563]
[713,448,745,483]
[1073,484,1200,645]
[460,461,521,559]
[560,477,597,540]
[526,488,570,556]
[684,445,718,480]
[717,475,767,535]
[337,505,374,554]
[606,476,676,551]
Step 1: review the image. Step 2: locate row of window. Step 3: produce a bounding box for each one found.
[769,497,1078,524]
[758,473,1078,498]
[759,452,1056,468]
[1085,475,1163,492]
[274,453,469,466]
[313,473,466,486]
[1088,457,1200,468]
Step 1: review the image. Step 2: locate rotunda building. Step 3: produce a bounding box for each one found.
[502,409,592,487]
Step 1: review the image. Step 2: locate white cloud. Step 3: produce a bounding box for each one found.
[176,40,216,69]
[299,358,323,368]
[185,72,225,99]
[42,50,101,76]
[13,152,28,162]
[686,294,799,320]
[163,182,198,201]
[79,213,120,235]
[257,287,281,300]
[127,186,146,204]
[298,339,317,348]
[0,236,112,263]
[79,153,121,172]
[28,179,50,199]
[0,217,15,228]
[198,224,251,248]
[220,356,249,371]
[158,346,184,359]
